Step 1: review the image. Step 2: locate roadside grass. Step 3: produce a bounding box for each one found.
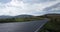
[40,21,60,32]
[39,18,60,32]
[0,17,44,23]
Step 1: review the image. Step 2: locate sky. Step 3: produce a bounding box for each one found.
[0,0,60,16]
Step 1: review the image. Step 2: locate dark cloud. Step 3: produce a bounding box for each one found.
[43,3,60,13]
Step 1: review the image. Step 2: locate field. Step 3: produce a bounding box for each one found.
[0,16,44,23]
[39,14,60,32]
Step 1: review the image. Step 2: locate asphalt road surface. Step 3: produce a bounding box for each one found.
[0,20,48,32]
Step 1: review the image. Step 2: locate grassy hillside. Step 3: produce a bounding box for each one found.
[39,14,60,32]
[0,16,44,23]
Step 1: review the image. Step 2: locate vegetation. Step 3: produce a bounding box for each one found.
[39,14,60,32]
[0,16,44,23]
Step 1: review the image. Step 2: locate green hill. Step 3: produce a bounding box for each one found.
[0,15,44,23]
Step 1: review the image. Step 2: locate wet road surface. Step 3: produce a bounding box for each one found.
[0,20,48,32]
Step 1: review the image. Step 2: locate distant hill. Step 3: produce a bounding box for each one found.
[0,14,44,23]
[14,14,34,18]
[37,13,60,19]
[43,13,60,17]
[45,13,60,16]
[0,14,34,19]
[0,16,13,19]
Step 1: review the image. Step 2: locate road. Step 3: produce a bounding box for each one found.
[0,20,48,32]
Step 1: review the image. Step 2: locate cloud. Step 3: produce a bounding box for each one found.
[43,2,60,14]
[21,0,56,4]
[0,0,60,16]
[0,0,11,4]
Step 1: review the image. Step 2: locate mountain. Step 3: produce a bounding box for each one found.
[45,13,60,16]
[0,14,34,19]
[43,2,60,14]
[15,14,34,18]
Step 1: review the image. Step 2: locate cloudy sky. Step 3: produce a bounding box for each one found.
[0,0,60,16]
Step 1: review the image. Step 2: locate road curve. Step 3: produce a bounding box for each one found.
[0,19,48,32]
